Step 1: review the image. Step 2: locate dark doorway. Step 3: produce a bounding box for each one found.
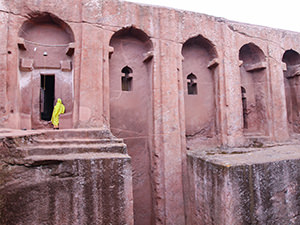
[241,86,248,129]
[40,74,55,121]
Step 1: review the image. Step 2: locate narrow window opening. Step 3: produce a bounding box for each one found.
[241,86,248,129]
[121,66,133,91]
[40,74,55,121]
[187,73,198,95]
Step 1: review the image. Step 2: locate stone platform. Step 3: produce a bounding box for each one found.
[187,145,300,225]
[0,129,133,225]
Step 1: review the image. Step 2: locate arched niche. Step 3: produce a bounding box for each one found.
[182,35,219,148]
[18,12,75,129]
[239,43,268,135]
[109,26,153,225]
[282,49,300,133]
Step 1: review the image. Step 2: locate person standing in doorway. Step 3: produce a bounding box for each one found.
[51,98,65,129]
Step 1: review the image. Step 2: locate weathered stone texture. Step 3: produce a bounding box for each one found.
[0,129,133,225]
[0,12,8,126]
[187,146,300,225]
[1,0,300,224]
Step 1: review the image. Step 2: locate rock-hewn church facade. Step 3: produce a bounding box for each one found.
[0,0,300,224]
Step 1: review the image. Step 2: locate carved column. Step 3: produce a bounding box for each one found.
[221,24,245,147]
[0,12,8,127]
[152,38,186,225]
[78,24,104,128]
[267,44,289,141]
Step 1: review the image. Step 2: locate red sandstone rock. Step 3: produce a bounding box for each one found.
[0,0,300,224]
[187,146,300,225]
[0,129,133,225]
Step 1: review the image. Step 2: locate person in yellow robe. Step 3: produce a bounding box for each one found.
[51,98,65,129]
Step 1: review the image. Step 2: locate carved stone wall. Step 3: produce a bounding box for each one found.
[282,49,300,133]
[182,35,219,149]
[18,12,74,129]
[1,0,300,224]
[239,43,269,136]
[109,27,154,225]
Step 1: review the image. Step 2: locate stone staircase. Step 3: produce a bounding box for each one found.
[20,129,126,158]
[9,128,128,164]
[0,129,133,225]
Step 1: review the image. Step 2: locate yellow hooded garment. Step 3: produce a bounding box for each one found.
[51,98,65,126]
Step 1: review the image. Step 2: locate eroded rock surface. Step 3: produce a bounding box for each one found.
[187,145,300,225]
[0,129,133,225]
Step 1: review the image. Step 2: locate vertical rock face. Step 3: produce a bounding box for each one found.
[182,35,219,148]
[187,147,300,225]
[282,49,300,133]
[0,129,133,225]
[109,27,154,225]
[239,43,269,135]
[18,12,75,129]
[2,0,300,224]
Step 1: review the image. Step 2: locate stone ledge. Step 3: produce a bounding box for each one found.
[190,144,300,166]
[187,145,300,225]
[0,129,133,225]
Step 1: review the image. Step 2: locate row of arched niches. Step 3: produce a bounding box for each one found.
[17,12,300,224]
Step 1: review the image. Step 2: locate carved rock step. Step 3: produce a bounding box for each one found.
[16,142,127,156]
[32,138,123,146]
[23,152,130,167]
[39,129,115,140]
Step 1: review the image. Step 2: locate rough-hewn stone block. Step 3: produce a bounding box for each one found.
[187,146,300,225]
[0,129,133,225]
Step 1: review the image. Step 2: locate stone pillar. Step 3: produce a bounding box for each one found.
[101,29,114,128]
[152,38,185,225]
[69,22,83,129]
[221,24,245,147]
[6,15,25,130]
[267,44,289,141]
[178,42,192,225]
[0,12,8,127]
[78,24,104,128]
[215,46,228,146]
